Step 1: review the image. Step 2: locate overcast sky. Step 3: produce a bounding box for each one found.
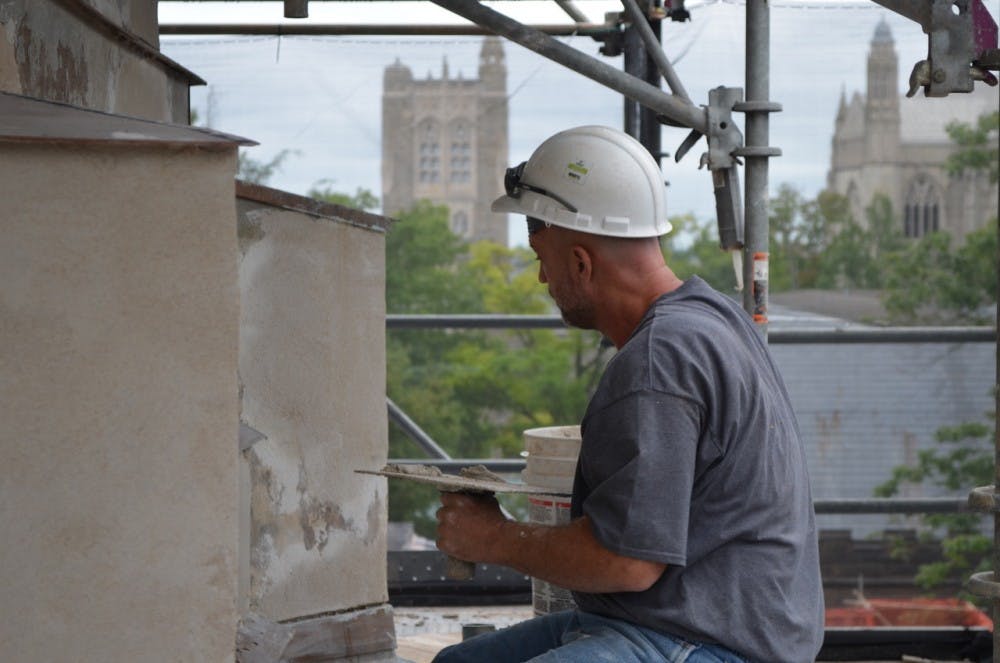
[159,0,999,246]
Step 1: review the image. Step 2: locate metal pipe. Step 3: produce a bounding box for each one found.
[813,498,972,514]
[993,203,999,662]
[620,0,690,101]
[386,315,996,343]
[387,397,451,460]
[387,314,567,329]
[620,10,662,161]
[554,0,590,24]
[742,0,771,332]
[767,327,997,344]
[429,0,708,133]
[380,463,983,515]
[284,0,308,19]
[159,22,616,37]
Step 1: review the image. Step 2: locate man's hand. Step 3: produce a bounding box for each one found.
[435,494,667,594]
[436,492,509,564]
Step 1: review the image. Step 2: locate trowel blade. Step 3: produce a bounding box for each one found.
[355,465,571,496]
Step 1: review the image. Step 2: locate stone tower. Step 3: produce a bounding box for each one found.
[381,38,509,246]
[827,19,996,241]
[864,18,901,164]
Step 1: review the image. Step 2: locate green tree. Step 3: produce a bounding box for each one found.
[882,224,996,324]
[768,184,806,291]
[814,191,882,289]
[382,201,610,535]
[945,111,999,184]
[237,148,298,185]
[765,184,846,292]
[663,214,743,293]
[875,418,993,597]
[308,181,380,211]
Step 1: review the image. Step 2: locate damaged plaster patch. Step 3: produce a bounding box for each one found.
[0,19,22,94]
[238,207,270,254]
[297,461,350,552]
[16,18,89,105]
[249,525,277,610]
[247,449,286,590]
[364,491,383,546]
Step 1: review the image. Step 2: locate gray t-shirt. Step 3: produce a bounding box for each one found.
[571,277,824,663]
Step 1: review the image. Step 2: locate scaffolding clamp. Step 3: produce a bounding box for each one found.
[874,0,998,97]
[966,485,1000,602]
[968,571,1000,599]
[702,86,744,170]
[967,484,1000,512]
[685,87,746,253]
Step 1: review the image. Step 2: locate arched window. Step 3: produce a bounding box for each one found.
[417,120,440,184]
[904,174,940,238]
[449,120,472,184]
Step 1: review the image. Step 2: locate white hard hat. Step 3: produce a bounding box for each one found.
[492,125,671,238]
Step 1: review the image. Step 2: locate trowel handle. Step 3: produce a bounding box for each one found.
[440,487,491,580]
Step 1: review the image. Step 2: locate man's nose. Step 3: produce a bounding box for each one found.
[538,263,547,284]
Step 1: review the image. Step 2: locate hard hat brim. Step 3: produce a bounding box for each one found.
[492,191,673,238]
[490,193,524,215]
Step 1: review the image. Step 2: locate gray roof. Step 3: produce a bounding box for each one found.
[770,306,993,536]
[899,84,998,144]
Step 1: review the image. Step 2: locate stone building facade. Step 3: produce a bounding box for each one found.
[827,19,997,242]
[382,37,509,246]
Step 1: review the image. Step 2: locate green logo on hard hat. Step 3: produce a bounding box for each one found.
[566,160,589,183]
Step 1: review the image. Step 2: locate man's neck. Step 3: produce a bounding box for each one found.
[598,267,683,348]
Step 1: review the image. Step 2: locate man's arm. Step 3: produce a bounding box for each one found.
[436,492,666,593]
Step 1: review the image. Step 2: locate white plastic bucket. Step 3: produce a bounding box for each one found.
[523,425,581,615]
[522,425,581,493]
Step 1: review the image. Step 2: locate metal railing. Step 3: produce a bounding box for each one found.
[387,320,996,518]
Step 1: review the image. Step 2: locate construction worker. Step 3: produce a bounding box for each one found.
[433,125,824,663]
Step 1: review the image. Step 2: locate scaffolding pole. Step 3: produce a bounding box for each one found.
[742,0,770,331]
[429,0,708,133]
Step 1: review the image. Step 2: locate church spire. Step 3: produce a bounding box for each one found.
[866,17,898,108]
[864,17,900,162]
[478,36,506,91]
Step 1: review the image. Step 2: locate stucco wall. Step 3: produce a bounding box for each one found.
[0,142,240,662]
[237,195,389,621]
[0,0,193,122]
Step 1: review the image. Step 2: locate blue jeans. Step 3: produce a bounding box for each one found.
[431,610,751,663]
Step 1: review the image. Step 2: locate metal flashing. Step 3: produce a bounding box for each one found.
[236,180,393,233]
[0,92,255,149]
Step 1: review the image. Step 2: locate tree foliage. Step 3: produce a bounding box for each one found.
[662,214,742,293]
[945,111,999,184]
[236,148,300,185]
[882,225,997,324]
[308,181,380,211]
[382,201,613,535]
[875,419,994,596]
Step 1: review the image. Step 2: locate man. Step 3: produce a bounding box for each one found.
[434,126,824,663]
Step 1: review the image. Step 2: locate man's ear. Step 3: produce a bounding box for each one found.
[570,245,593,283]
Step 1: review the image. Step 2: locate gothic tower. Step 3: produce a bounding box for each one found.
[381,38,509,246]
[826,19,997,242]
[864,17,901,163]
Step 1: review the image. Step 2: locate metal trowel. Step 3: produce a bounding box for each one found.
[356,464,571,580]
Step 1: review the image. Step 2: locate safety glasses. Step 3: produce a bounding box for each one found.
[503,161,578,213]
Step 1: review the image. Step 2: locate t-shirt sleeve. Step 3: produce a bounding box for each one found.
[578,389,703,567]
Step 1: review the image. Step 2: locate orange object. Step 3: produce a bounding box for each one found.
[825,598,993,629]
